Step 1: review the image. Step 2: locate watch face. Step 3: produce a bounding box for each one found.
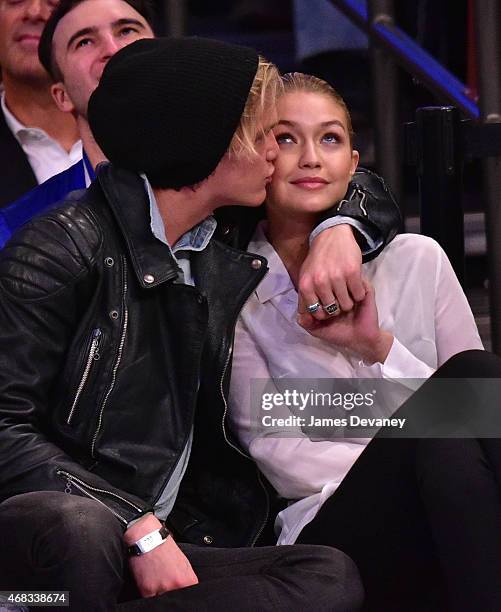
[137,529,164,554]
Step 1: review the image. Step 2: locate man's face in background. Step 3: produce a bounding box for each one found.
[0,0,58,84]
[50,0,153,117]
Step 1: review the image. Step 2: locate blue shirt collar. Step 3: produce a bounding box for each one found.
[142,174,217,254]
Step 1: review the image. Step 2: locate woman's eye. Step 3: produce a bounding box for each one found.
[274,133,294,145]
[322,133,340,144]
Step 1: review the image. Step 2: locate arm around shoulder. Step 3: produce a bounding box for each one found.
[315,168,403,263]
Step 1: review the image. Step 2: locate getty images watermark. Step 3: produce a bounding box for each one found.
[249,378,501,439]
[260,388,406,431]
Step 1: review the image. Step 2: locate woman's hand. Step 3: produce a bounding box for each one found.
[298,279,394,364]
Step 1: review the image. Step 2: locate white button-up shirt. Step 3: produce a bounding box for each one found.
[228,222,483,544]
[1,91,82,184]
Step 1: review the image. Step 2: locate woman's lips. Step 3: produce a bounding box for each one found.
[290,177,329,190]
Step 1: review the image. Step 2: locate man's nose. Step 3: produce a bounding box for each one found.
[24,0,52,21]
[265,131,279,161]
[100,35,122,61]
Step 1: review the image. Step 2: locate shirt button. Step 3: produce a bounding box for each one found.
[144,274,155,284]
[203,535,213,545]
[251,259,262,270]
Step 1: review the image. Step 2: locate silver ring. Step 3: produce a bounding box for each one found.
[306,302,321,314]
[323,302,340,316]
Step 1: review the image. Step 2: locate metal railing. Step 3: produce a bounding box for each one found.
[330,0,501,353]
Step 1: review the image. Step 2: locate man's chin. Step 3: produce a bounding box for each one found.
[238,191,267,208]
[11,61,52,86]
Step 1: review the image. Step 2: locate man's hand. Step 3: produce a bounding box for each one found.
[298,224,365,321]
[298,279,394,364]
[124,514,198,598]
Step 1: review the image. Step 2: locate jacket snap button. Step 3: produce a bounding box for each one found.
[222,225,230,236]
[251,259,262,270]
[203,535,213,545]
[109,310,119,320]
[144,274,155,284]
[104,257,114,267]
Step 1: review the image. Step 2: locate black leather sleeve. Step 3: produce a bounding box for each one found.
[317,167,403,263]
[0,205,151,526]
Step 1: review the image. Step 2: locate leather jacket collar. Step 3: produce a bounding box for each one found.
[96,163,180,289]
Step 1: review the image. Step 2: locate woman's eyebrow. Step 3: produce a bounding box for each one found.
[320,120,346,131]
[275,119,346,132]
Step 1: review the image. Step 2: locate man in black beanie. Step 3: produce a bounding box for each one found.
[0,35,368,611]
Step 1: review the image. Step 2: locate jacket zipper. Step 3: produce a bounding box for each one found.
[57,469,143,526]
[91,257,128,458]
[222,268,270,546]
[67,328,102,425]
[219,301,270,547]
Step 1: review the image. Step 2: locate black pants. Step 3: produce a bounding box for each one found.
[297,350,501,611]
[0,491,363,612]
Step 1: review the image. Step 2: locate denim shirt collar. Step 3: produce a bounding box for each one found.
[142,174,217,255]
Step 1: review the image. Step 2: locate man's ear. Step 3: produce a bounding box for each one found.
[51,82,75,113]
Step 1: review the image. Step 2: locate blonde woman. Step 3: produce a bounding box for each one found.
[228,73,501,611]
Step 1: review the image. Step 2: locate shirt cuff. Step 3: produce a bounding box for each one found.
[309,217,383,255]
[354,337,435,391]
[381,337,435,382]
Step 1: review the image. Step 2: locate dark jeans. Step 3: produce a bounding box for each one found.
[297,350,501,611]
[0,491,363,612]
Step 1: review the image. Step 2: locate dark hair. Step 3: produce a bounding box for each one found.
[38,0,155,81]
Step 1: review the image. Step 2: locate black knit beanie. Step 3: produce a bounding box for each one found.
[88,37,259,189]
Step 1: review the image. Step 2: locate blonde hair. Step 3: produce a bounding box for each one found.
[229,56,282,158]
[281,72,355,146]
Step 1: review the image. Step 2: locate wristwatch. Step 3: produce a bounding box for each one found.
[127,523,170,556]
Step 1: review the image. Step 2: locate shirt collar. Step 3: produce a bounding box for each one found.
[1,90,26,139]
[142,174,217,255]
[1,90,51,146]
[249,221,294,303]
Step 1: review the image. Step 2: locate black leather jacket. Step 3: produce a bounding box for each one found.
[0,164,401,545]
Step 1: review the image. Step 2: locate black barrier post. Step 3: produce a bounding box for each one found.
[415,106,465,283]
[367,0,402,206]
[164,0,186,37]
[474,0,501,355]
